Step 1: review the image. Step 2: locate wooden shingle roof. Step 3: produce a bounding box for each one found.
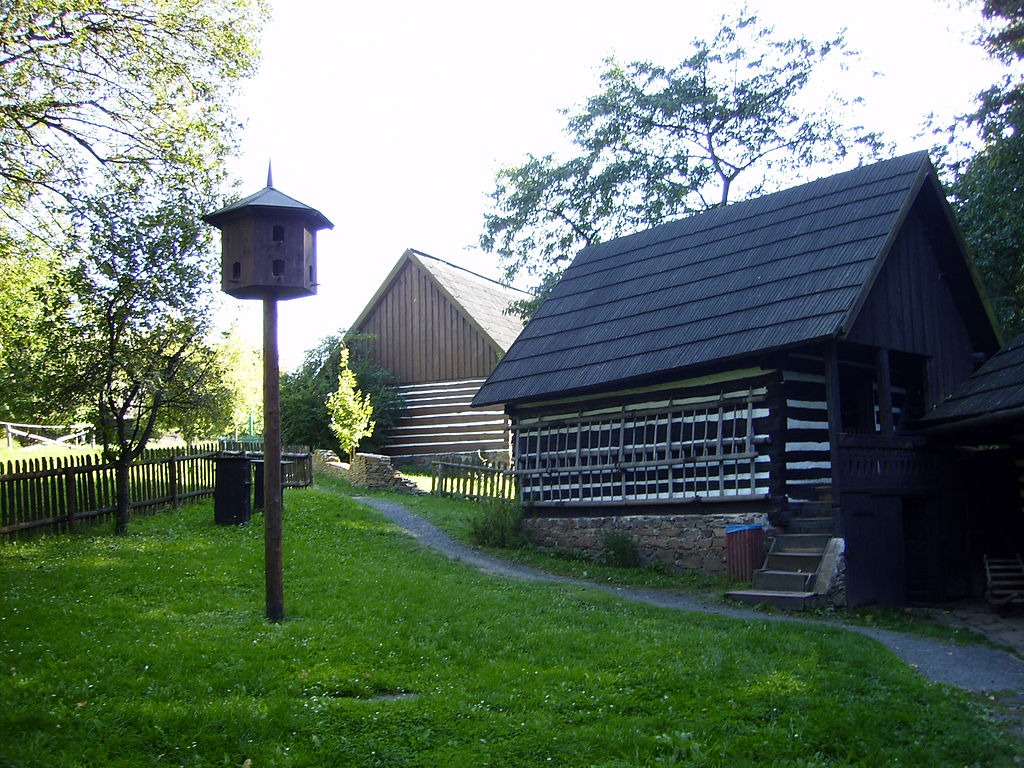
[474,152,954,407]
[923,332,1024,431]
[413,251,528,352]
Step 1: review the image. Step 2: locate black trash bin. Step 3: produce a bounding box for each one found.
[251,459,292,511]
[214,455,252,525]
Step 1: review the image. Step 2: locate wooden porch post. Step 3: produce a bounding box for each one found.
[824,343,844,532]
[876,348,894,435]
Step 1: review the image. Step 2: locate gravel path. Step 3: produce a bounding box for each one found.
[357,496,1024,695]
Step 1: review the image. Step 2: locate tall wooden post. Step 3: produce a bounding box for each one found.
[263,296,284,622]
[203,174,333,625]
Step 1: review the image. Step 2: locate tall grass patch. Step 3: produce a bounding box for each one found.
[466,498,525,548]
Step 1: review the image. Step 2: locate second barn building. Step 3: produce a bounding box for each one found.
[353,248,529,463]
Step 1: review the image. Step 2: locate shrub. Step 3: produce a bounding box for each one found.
[467,500,525,548]
[597,529,641,568]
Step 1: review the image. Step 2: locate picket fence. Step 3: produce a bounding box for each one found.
[431,461,517,501]
[1,443,313,541]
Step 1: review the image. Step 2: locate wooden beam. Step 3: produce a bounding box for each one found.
[877,348,894,435]
[824,343,844,533]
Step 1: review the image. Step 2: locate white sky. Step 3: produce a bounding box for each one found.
[221,0,1012,371]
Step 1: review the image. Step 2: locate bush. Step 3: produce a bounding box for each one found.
[597,529,641,568]
[467,500,525,549]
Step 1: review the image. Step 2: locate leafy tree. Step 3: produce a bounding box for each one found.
[38,172,229,534]
[982,0,1024,63]
[0,0,266,217]
[943,2,1024,336]
[0,235,57,420]
[280,332,403,454]
[0,0,266,424]
[280,335,340,451]
[481,9,884,317]
[213,324,263,438]
[326,347,375,459]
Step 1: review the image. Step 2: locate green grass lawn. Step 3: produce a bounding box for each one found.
[391,483,994,645]
[1,477,1019,767]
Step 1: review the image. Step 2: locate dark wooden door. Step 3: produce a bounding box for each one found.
[842,492,906,607]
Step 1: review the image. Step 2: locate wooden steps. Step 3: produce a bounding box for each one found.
[726,507,837,611]
[984,554,1024,608]
[725,588,819,611]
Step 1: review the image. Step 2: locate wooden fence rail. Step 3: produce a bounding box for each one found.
[431,461,517,501]
[1,443,313,541]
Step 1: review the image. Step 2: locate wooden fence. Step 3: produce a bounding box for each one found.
[431,461,517,501]
[1,443,313,541]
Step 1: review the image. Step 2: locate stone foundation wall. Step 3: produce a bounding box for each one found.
[522,512,771,573]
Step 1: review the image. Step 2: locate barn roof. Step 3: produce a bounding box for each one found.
[474,151,968,407]
[352,249,529,353]
[922,332,1024,432]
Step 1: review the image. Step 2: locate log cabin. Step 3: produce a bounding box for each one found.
[353,248,528,463]
[473,152,1008,608]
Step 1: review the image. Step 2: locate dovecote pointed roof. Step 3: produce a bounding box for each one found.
[203,184,334,231]
[474,152,998,407]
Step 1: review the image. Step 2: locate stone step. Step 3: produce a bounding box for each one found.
[771,533,832,553]
[752,569,814,592]
[726,589,819,611]
[764,551,822,572]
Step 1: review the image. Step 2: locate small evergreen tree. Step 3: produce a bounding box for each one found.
[325,347,375,459]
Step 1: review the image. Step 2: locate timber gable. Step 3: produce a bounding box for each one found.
[353,249,529,460]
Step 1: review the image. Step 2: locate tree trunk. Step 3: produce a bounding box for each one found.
[114,457,132,535]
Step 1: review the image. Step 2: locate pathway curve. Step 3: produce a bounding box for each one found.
[356,496,1024,696]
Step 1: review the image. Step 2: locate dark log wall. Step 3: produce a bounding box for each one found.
[356,261,501,385]
[846,205,979,410]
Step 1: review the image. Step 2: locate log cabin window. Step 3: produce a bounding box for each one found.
[514,389,769,505]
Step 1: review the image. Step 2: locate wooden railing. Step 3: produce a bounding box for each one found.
[1,444,313,541]
[219,441,315,488]
[837,435,945,494]
[431,461,517,501]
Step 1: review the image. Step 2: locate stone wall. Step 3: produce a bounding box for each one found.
[522,512,771,574]
[346,453,424,494]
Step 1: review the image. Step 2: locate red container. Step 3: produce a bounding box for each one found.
[726,524,765,581]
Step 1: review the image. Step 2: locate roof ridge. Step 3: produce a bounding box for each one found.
[408,248,530,295]
[567,152,927,277]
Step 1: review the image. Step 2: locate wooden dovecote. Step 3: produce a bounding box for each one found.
[203,175,333,301]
